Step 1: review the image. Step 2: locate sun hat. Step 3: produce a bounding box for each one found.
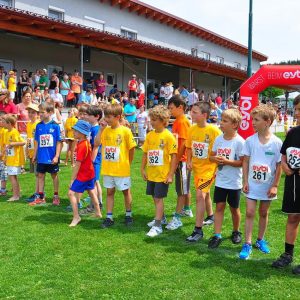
[72,120,91,136]
[25,103,39,112]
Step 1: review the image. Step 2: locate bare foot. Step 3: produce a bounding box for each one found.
[7,197,20,202]
[92,213,102,218]
[69,217,81,227]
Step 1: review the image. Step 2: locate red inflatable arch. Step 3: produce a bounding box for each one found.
[238,65,300,139]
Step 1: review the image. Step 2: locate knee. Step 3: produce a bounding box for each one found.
[288,215,300,226]
[259,209,269,218]
[215,204,225,213]
[107,189,115,197]
[246,209,255,219]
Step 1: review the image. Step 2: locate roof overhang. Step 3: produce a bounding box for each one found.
[0,5,248,80]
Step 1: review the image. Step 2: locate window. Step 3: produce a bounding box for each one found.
[84,16,105,31]
[0,0,13,7]
[120,27,137,40]
[234,62,241,69]
[201,51,210,60]
[216,56,224,64]
[191,48,198,57]
[107,73,116,85]
[244,65,248,71]
[48,6,64,21]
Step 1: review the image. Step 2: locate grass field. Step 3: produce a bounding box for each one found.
[0,133,299,299]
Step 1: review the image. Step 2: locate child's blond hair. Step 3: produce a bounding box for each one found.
[148,105,170,127]
[70,107,78,117]
[104,103,123,117]
[222,108,242,127]
[39,102,54,113]
[4,114,17,126]
[251,104,276,125]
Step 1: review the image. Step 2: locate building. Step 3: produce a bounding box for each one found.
[0,0,267,99]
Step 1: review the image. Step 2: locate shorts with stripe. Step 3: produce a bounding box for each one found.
[0,161,8,181]
[194,175,215,193]
[175,161,191,196]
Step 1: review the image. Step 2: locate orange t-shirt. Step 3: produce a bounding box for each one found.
[172,114,191,162]
[71,75,83,94]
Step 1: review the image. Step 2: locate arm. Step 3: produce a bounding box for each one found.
[176,138,186,165]
[165,153,178,184]
[70,161,81,186]
[267,162,282,198]
[32,140,38,163]
[281,154,294,176]
[91,145,99,162]
[129,147,135,164]
[186,147,192,171]
[140,152,148,181]
[52,141,62,164]
[242,156,250,193]
[7,141,26,147]
[210,151,243,167]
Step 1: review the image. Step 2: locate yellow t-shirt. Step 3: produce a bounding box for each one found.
[26,120,40,158]
[8,77,16,92]
[186,124,222,180]
[0,127,8,160]
[101,125,136,177]
[65,117,78,139]
[142,129,177,182]
[5,128,25,167]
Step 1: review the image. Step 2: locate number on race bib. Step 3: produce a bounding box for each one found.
[27,138,34,150]
[104,146,120,162]
[39,134,54,148]
[192,141,208,159]
[250,164,271,183]
[148,150,163,166]
[6,148,15,157]
[286,147,300,169]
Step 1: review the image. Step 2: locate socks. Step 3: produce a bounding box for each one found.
[194,226,202,233]
[125,210,132,217]
[285,242,294,256]
[214,233,222,238]
[38,192,44,199]
[154,219,161,227]
[107,213,113,220]
[174,212,181,219]
[184,205,191,211]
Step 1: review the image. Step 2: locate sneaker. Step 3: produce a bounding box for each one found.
[79,205,95,215]
[52,196,60,206]
[146,226,162,237]
[208,235,222,249]
[203,215,214,226]
[272,253,293,268]
[255,239,270,254]
[231,231,242,244]
[124,216,133,226]
[292,265,300,275]
[29,198,46,206]
[180,208,193,218]
[147,216,168,228]
[166,217,183,230]
[101,218,114,228]
[66,202,83,212]
[26,193,38,203]
[186,229,204,242]
[239,243,252,260]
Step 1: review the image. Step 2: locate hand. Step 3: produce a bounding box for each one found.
[32,156,36,163]
[52,156,59,164]
[282,163,294,176]
[100,120,108,127]
[243,182,249,194]
[187,161,192,171]
[141,169,148,181]
[164,175,173,184]
[215,156,226,165]
[267,186,277,198]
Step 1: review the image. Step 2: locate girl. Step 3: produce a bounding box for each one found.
[64,108,78,167]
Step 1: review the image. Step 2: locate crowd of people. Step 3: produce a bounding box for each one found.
[0,65,299,276]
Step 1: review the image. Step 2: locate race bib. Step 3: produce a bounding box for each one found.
[192,141,208,159]
[40,134,54,148]
[148,150,163,166]
[217,147,232,160]
[286,147,300,169]
[27,138,34,150]
[104,146,120,162]
[250,164,271,183]
[6,147,15,157]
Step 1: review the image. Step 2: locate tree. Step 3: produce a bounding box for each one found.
[260,87,284,101]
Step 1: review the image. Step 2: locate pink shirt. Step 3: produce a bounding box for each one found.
[17,102,29,133]
[95,79,106,94]
[0,101,17,114]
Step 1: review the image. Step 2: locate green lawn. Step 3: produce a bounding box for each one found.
[0,143,299,299]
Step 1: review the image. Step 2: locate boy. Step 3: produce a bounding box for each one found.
[25,103,40,202]
[78,104,90,121]
[272,96,300,274]
[0,112,8,196]
[68,120,102,227]
[208,108,244,248]
[186,102,222,242]
[141,105,177,237]
[3,114,25,201]
[94,104,136,228]
[167,95,192,231]
[239,105,282,260]
[30,102,62,206]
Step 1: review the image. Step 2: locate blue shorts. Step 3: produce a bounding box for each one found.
[93,162,101,181]
[37,163,59,174]
[70,178,95,194]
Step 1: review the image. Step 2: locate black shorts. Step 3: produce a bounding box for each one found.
[146,181,169,198]
[37,163,59,174]
[129,90,137,99]
[175,162,191,196]
[214,186,241,209]
[282,174,300,214]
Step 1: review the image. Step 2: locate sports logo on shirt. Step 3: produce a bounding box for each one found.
[159,139,165,149]
[116,134,122,145]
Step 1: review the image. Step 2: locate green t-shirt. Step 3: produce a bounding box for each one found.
[39,76,49,90]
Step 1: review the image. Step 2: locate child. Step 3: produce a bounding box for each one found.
[166,95,192,231]
[185,102,222,242]
[272,96,300,274]
[78,104,90,121]
[30,102,62,206]
[208,108,244,248]
[68,120,102,227]
[239,105,282,260]
[64,108,78,166]
[136,105,149,147]
[94,104,136,228]
[0,112,8,196]
[3,114,25,201]
[25,103,40,202]
[141,105,177,237]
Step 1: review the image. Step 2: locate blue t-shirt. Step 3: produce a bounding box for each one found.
[35,120,62,164]
[124,104,137,123]
[180,89,189,99]
[90,124,102,165]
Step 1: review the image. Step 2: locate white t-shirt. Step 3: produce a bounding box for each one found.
[213,134,245,190]
[164,86,174,100]
[187,92,199,106]
[137,111,148,127]
[159,86,165,98]
[242,133,282,200]
[138,82,145,94]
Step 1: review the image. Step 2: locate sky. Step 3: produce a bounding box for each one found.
[142,0,300,63]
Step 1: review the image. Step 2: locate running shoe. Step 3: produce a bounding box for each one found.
[29,198,46,206]
[26,193,38,203]
[203,215,214,226]
[147,216,168,228]
[186,229,203,242]
[272,253,293,268]
[52,196,60,206]
[0,190,7,196]
[166,217,183,230]
[292,265,300,275]
[101,218,114,228]
[231,231,242,244]
[146,226,162,237]
[255,239,270,254]
[180,208,194,218]
[208,235,222,249]
[124,216,133,226]
[239,243,252,260]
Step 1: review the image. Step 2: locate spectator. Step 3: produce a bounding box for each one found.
[180,85,189,101]
[51,87,64,105]
[187,88,199,110]
[164,81,174,105]
[0,91,17,114]
[215,94,223,106]
[7,70,17,102]
[137,78,145,108]
[109,84,118,96]
[124,98,137,124]
[49,71,59,95]
[71,70,83,106]
[38,69,49,91]
[60,73,71,107]
[18,69,29,102]
[95,73,107,99]
[17,90,32,134]
[128,74,138,98]
[32,86,42,104]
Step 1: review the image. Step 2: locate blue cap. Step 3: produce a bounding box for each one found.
[72,120,91,136]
